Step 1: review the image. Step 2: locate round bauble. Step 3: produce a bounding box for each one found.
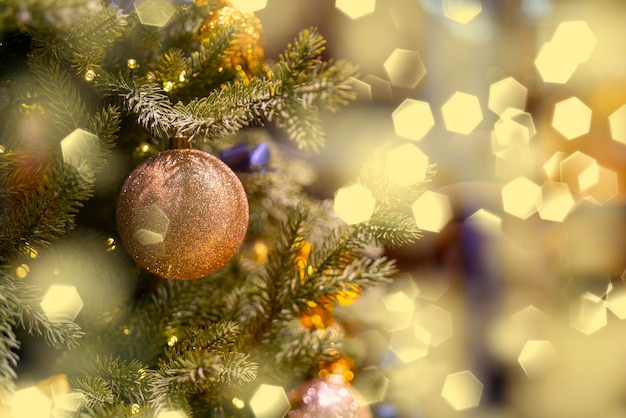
[116,149,248,280]
[287,375,372,418]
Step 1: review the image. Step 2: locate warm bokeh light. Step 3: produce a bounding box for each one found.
[41,285,84,321]
[134,204,170,245]
[385,143,429,187]
[552,97,592,140]
[543,151,567,181]
[441,370,483,410]
[569,292,607,335]
[551,20,597,64]
[333,183,376,225]
[517,340,558,379]
[352,367,389,405]
[414,304,453,347]
[493,109,535,146]
[534,20,596,84]
[249,384,290,418]
[10,385,52,418]
[559,151,597,194]
[392,99,435,141]
[606,286,626,319]
[441,92,483,135]
[488,77,527,116]
[335,0,376,19]
[230,0,267,13]
[134,0,176,27]
[389,324,431,363]
[442,0,482,24]
[582,165,618,205]
[608,104,626,144]
[488,305,549,363]
[465,208,502,233]
[383,49,426,89]
[501,176,541,219]
[411,191,452,233]
[382,291,415,331]
[536,181,576,222]
[60,128,100,178]
[349,77,373,102]
[578,163,599,193]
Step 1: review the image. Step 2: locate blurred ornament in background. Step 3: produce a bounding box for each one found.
[116,148,249,280]
[198,0,266,81]
[287,374,372,418]
[220,142,270,172]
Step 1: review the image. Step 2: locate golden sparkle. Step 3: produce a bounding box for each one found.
[536,181,576,222]
[334,183,376,225]
[249,384,290,418]
[441,370,483,410]
[488,76,527,116]
[411,191,452,233]
[335,0,376,19]
[501,177,541,219]
[383,49,426,89]
[392,99,435,141]
[552,97,592,140]
[441,92,483,135]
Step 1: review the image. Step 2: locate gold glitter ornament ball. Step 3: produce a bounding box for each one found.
[116,149,248,280]
[287,375,372,418]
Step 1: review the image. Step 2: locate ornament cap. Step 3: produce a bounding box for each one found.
[169,136,193,150]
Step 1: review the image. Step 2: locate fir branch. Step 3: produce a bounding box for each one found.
[261,205,309,320]
[154,48,188,88]
[12,277,83,350]
[167,321,240,355]
[73,356,152,406]
[360,212,423,248]
[27,57,89,137]
[0,314,19,393]
[219,351,257,386]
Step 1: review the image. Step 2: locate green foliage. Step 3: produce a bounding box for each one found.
[0,1,431,415]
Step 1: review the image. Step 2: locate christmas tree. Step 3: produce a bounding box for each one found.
[0,1,428,416]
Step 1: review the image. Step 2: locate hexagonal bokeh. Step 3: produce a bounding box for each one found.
[493,109,535,147]
[551,20,597,64]
[441,370,483,410]
[383,49,426,89]
[134,204,171,246]
[382,290,415,332]
[606,286,626,319]
[441,92,483,135]
[249,384,290,418]
[40,285,83,321]
[517,340,558,379]
[543,151,567,181]
[155,411,188,418]
[334,183,376,225]
[60,128,100,176]
[335,0,376,19]
[536,181,576,222]
[390,324,431,363]
[411,191,452,233]
[552,97,592,140]
[559,151,597,194]
[134,0,176,27]
[569,292,607,335]
[488,77,528,116]
[534,20,596,84]
[582,165,618,205]
[414,304,453,347]
[608,105,626,144]
[352,366,389,405]
[465,208,502,234]
[229,0,267,13]
[386,143,429,187]
[349,77,372,102]
[442,0,482,24]
[10,385,52,418]
[392,99,435,141]
[501,176,541,219]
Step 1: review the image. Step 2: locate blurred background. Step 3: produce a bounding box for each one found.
[254,0,626,417]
